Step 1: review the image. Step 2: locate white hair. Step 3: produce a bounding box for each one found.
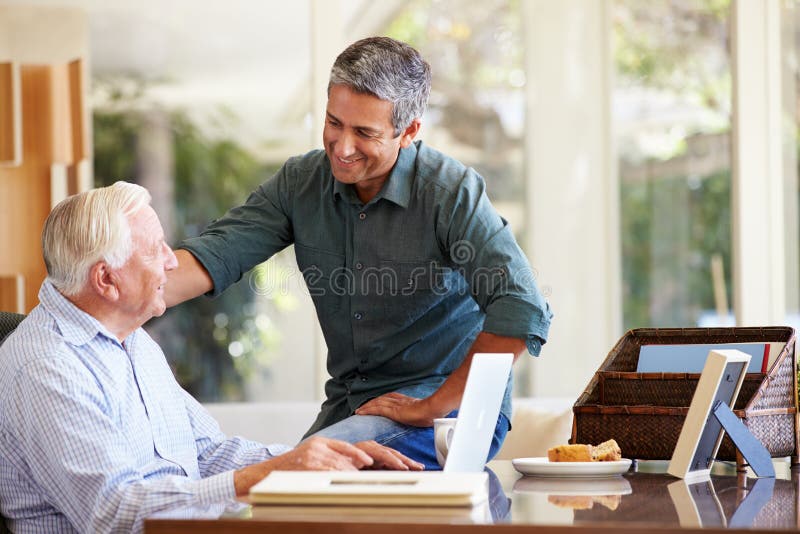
[42,181,151,296]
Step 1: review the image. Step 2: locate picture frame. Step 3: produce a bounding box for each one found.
[667,349,750,482]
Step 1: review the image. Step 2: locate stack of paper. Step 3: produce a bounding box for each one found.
[250,471,489,507]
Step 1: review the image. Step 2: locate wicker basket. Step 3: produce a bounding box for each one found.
[572,327,798,464]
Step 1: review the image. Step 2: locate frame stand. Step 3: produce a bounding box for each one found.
[711,401,775,478]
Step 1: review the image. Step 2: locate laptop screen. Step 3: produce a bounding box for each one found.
[444,353,513,473]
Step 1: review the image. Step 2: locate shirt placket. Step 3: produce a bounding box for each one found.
[125,336,200,478]
[348,203,372,396]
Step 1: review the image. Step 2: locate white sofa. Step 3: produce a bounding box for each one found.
[204,397,575,459]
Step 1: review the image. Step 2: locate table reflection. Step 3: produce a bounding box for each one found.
[514,475,631,512]
[509,459,798,530]
[570,473,794,529]
[145,460,800,532]
[486,466,512,523]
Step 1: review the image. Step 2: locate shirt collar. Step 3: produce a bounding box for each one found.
[38,280,127,347]
[376,142,416,208]
[331,141,417,209]
[332,177,361,205]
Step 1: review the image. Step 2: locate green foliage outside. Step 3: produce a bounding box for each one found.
[384,0,525,204]
[613,0,733,329]
[621,170,731,328]
[613,0,730,110]
[93,84,290,400]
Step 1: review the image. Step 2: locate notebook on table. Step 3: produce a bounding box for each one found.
[249,353,514,507]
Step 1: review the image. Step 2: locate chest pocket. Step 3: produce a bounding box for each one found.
[380,260,451,327]
[295,243,346,317]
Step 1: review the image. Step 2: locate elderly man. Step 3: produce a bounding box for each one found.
[0,182,420,533]
[166,36,553,468]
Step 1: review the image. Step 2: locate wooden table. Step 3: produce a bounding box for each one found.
[144,459,800,533]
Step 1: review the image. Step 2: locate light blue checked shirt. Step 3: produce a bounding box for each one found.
[0,281,289,533]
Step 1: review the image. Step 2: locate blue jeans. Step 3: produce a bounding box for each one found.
[308,410,510,470]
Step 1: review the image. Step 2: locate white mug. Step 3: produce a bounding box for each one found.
[433,417,457,467]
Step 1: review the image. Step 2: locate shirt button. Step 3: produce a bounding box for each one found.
[354,312,363,320]
[359,212,366,220]
[355,262,364,270]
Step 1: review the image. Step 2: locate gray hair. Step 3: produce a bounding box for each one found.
[42,181,151,296]
[329,36,431,136]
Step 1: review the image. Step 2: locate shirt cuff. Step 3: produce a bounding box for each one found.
[525,335,544,356]
[265,443,293,457]
[178,241,230,298]
[196,470,237,504]
[482,296,551,353]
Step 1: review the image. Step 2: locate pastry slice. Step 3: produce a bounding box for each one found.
[547,443,593,462]
[591,439,622,461]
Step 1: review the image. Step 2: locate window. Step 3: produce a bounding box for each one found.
[82,0,792,404]
[92,2,314,401]
[381,0,526,233]
[785,0,800,327]
[378,0,532,393]
[613,0,733,329]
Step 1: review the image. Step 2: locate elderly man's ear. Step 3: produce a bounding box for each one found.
[89,261,121,302]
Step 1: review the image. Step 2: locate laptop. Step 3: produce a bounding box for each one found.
[249,353,514,506]
[442,352,513,472]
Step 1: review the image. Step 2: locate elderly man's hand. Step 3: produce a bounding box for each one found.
[234,436,421,496]
[271,436,375,471]
[354,440,424,471]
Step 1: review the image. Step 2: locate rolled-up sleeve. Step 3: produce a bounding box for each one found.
[438,169,553,355]
[180,163,295,297]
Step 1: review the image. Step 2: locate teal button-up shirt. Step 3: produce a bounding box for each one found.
[181,141,552,434]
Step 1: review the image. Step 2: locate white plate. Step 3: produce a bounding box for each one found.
[512,457,632,478]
